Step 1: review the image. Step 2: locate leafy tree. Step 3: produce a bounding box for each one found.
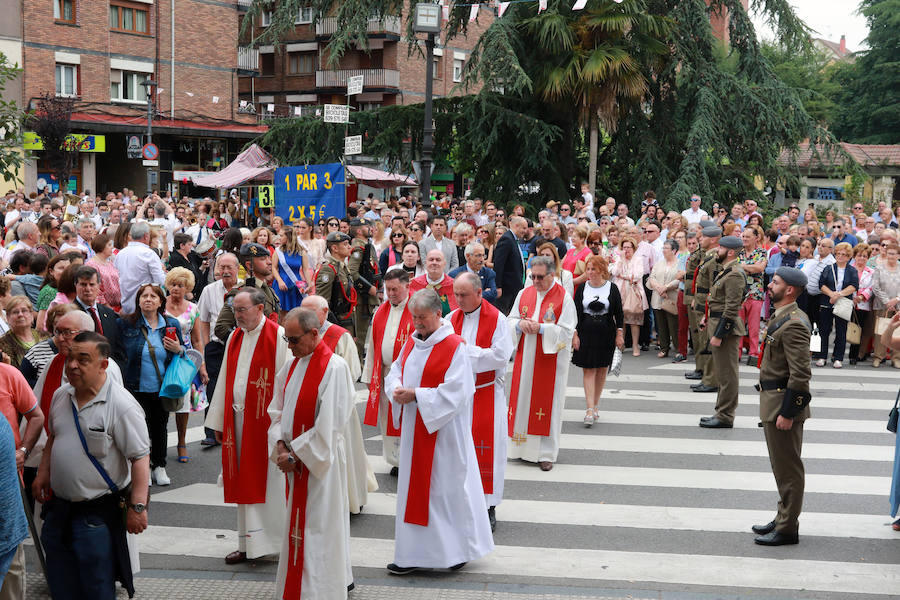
[759,41,839,128]
[0,53,27,185]
[27,94,77,193]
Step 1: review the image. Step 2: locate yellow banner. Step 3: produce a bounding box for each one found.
[24,132,106,153]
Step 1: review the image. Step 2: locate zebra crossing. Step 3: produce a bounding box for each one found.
[149,358,900,598]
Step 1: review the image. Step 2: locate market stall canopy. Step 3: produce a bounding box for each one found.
[191,144,275,188]
[346,165,417,189]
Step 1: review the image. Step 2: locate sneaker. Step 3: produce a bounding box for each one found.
[832,360,842,369]
[814,358,825,367]
[152,466,171,486]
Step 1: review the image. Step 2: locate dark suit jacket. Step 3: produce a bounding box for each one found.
[75,299,124,362]
[168,250,208,300]
[492,230,525,302]
[448,265,498,303]
[817,263,859,307]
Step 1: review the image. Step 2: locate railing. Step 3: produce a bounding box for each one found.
[236,0,253,8]
[315,68,399,88]
[316,16,402,36]
[238,46,259,71]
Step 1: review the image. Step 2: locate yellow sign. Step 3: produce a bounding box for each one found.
[24,132,106,153]
[258,185,275,208]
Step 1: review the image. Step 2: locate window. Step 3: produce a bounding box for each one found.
[295,5,312,24]
[260,53,275,76]
[260,10,272,26]
[109,1,149,34]
[54,0,75,22]
[110,69,150,103]
[453,58,463,83]
[288,52,315,75]
[55,64,78,97]
[432,56,442,79]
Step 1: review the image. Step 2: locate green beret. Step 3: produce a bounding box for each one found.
[775,266,807,288]
[719,235,742,250]
[701,226,722,237]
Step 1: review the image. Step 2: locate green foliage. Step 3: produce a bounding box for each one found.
[27,94,76,193]
[0,52,27,185]
[759,42,839,127]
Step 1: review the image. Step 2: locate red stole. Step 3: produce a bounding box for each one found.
[450,300,500,494]
[320,323,348,351]
[364,301,412,436]
[399,333,463,526]
[409,274,458,315]
[281,342,333,600]
[222,317,279,504]
[508,283,566,437]
[41,353,66,434]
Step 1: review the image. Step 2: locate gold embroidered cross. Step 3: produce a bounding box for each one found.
[511,432,527,446]
[222,435,236,478]
[290,508,303,565]
[252,368,270,419]
[535,408,546,421]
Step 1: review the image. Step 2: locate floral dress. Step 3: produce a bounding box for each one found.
[166,301,207,413]
[739,247,767,301]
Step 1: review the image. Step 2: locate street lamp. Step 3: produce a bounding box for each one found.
[413,3,441,209]
[140,79,157,194]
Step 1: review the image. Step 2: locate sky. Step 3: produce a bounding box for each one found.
[751,0,870,51]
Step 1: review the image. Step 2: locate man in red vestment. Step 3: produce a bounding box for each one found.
[409,250,458,316]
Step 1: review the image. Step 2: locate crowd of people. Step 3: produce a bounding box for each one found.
[0,183,899,599]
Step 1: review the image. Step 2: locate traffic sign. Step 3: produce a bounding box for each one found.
[141,143,159,161]
[127,135,142,159]
[347,75,364,96]
[344,135,362,155]
[323,104,349,123]
[142,159,159,167]
[258,185,275,208]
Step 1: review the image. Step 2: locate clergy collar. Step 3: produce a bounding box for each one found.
[390,298,408,310]
[464,303,482,316]
[425,274,444,286]
[243,314,266,334]
[318,321,330,335]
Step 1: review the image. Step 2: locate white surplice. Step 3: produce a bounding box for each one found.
[205,316,290,558]
[506,285,576,463]
[268,350,354,600]
[448,305,514,507]
[321,322,378,514]
[361,299,410,467]
[384,321,494,568]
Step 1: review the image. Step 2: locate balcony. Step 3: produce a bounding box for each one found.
[316,16,402,37]
[315,68,399,90]
[238,47,259,74]
[236,0,252,10]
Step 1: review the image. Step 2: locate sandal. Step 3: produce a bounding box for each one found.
[177,445,190,463]
[657,351,669,359]
[583,411,594,427]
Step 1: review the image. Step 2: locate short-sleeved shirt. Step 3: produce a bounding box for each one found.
[139,313,168,393]
[0,363,39,447]
[48,376,149,502]
[36,285,57,311]
[739,247,767,300]
[197,279,233,344]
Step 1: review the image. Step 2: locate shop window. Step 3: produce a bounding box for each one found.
[109,1,150,34]
[55,63,78,97]
[54,0,75,23]
[110,69,151,103]
[288,52,315,75]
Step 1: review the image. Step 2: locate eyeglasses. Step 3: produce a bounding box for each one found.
[54,328,83,338]
[234,305,260,314]
[327,222,339,227]
[282,334,309,345]
[530,273,549,280]
[391,233,405,238]
[409,227,420,232]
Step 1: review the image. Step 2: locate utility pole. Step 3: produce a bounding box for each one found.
[412,3,440,210]
[141,79,157,195]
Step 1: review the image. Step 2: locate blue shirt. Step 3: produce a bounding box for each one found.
[0,417,27,557]
[139,313,168,393]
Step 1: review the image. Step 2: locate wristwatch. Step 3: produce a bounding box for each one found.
[129,503,147,513]
[17,446,29,458]
[286,455,296,464]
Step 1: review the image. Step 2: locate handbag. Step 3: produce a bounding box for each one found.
[809,326,821,352]
[875,310,897,336]
[833,297,853,321]
[888,389,899,434]
[661,295,678,315]
[609,347,623,377]
[846,311,862,345]
[161,349,202,400]
[141,326,183,412]
[622,280,644,315]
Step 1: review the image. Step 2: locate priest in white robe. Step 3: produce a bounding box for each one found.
[361,269,414,471]
[449,272,514,532]
[507,256,576,471]
[268,308,355,600]
[384,289,494,574]
[301,294,378,514]
[205,289,290,564]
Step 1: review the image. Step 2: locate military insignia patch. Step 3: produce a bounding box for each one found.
[352,251,361,259]
[322,274,330,283]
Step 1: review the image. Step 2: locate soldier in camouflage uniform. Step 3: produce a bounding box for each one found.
[315,231,357,335]
[348,219,381,359]
[214,242,281,342]
[689,225,721,393]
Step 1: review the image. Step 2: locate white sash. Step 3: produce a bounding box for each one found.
[276,249,304,288]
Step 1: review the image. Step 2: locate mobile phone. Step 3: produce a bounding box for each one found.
[165,327,177,341]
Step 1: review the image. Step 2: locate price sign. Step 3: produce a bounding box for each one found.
[258,185,275,208]
[323,104,349,123]
[344,135,362,155]
[347,75,364,96]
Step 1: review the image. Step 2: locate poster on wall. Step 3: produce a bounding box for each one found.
[37,174,78,194]
[274,163,345,223]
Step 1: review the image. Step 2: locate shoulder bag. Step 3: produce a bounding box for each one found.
[888,388,899,434]
[831,265,854,321]
[140,326,183,412]
[846,310,862,345]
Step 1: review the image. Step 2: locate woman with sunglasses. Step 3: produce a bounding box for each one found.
[379,227,407,273]
[407,223,424,243]
[35,215,61,259]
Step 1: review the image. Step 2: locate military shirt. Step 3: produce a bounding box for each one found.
[692,249,719,310]
[213,276,281,342]
[707,258,747,338]
[758,301,812,422]
[348,237,380,310]
[684,246,704,302]
[316,255,355,319]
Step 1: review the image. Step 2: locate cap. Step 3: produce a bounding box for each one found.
[775,266,807,288]
[699,219,717,228]
[325,232,351,244]
[195,239,216,255]
[240,242,269,258]
[719,236,742,250]
[545,200,558,209]
[349,218,368,227]
[701,226,722,237]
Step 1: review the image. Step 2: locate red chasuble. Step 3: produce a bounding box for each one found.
[222,317,279,504]
[450,300,500,494]
[320,323,348,351]
[508,282,566,437]
[399,333,463,526]
[364,302,412,435]
[281,342,333,600]
[409,274,459,315]
[41,353,66,434]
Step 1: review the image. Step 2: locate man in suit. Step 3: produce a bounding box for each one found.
[492,216,527,315]
[449,242,498,305]
[418,214,459,273]
[167,232,209,300]
[72,265,122,361]
[751,267,811,546]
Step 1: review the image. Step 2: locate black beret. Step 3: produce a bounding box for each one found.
[240,242,269,258]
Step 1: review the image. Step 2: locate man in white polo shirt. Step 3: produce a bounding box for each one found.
[681,195,709,225]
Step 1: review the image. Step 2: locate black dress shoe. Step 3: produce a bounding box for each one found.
[450,562,466,571]
[849,358,857,365]
[347,583,355,592]
[488,506,496,532]
[684,371,703,380]
[699,415,714,422]
[692,384,719,393]
[747,356,758,366]
[387,563,419,575]
[389,466,398,477]
[640,344,650,352]
[752,520,776,535]
[754,531,799,546]
[699,417,733,428]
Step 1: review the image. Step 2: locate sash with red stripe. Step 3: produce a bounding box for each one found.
[281,342,333,600]
[222,317,279,504]
[320,323,348,351]
[508,283,566,437]
[40,353,66,434]
[450,300,500,494]
[399,333,463,526]
[364,302,411,436]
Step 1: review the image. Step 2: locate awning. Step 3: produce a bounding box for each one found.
[191,144,275,189]
[346,165,417,189]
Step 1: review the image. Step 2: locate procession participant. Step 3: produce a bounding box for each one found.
[751,267,812,546]
[361,269,413,473]
[450,272,514,532]
[300,295,378,514]
[689,225,722,393]
[315,232,357,333]
[214,243,280,343]
[682,226,708,378]
[507,256,577,471]
[408,250,458,316]
[268,308,355,599]
[699,236,748,428]
[384,289,493,575]
[205,288,290,565]
[348,219,380,358]
[33,332,150,600]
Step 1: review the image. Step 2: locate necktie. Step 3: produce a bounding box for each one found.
[90,307,103,335]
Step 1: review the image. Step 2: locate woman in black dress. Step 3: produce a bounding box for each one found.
[572,255,624,427]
